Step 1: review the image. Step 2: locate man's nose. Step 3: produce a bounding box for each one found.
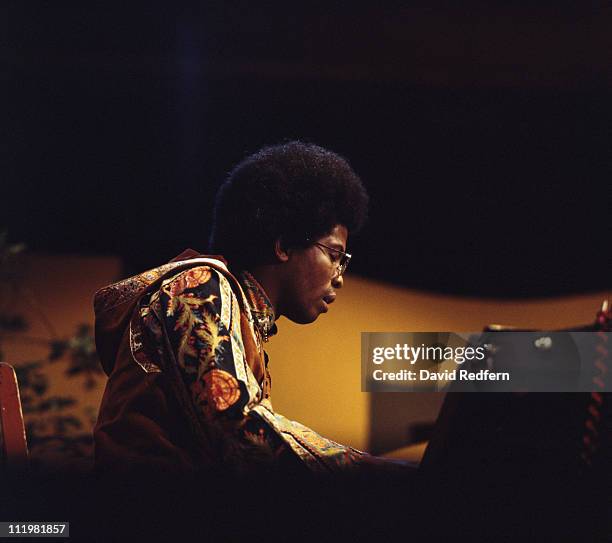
[332,273,344,289]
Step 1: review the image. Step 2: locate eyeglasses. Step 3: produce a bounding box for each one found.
[310,241,352,277]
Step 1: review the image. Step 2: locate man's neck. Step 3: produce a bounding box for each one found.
[239,268,278,342]
[246,265,281,319]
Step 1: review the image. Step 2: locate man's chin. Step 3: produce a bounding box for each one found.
[285,308,320,325]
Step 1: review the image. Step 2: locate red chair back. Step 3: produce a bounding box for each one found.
[0,362,29,470]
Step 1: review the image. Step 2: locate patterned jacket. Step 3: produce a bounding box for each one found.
[93,249,378,473]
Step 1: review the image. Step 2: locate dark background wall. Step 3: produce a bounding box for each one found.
[3,3,611,297]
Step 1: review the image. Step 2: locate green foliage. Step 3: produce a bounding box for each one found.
[14,361,49,401]
[0,232,102,465]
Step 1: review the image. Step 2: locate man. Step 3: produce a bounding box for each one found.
[93,141,405,473]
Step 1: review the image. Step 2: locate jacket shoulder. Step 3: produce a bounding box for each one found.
[94,258,230,316]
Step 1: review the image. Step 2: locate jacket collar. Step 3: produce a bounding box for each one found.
[238,270,277,342]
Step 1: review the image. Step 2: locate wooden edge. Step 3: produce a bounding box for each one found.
[380,441,429,465]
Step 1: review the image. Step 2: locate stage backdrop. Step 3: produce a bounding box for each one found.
[1,252,607,466]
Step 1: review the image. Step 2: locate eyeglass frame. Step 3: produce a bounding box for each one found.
[306,239,352,277]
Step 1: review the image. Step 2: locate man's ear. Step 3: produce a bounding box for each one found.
[274,238,291,263]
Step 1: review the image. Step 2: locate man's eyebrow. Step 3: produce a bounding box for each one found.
[326,241,346,252]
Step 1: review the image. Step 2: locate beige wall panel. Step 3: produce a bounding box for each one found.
[267,274,609,452]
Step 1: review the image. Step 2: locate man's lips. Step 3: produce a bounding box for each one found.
[319,293,336,313]
[322,293,336,305]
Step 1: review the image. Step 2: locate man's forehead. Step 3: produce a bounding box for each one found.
[319,224,348,248]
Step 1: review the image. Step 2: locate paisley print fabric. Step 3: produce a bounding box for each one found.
[139,265,374,472]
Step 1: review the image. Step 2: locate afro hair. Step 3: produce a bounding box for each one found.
[209,141,369,270]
